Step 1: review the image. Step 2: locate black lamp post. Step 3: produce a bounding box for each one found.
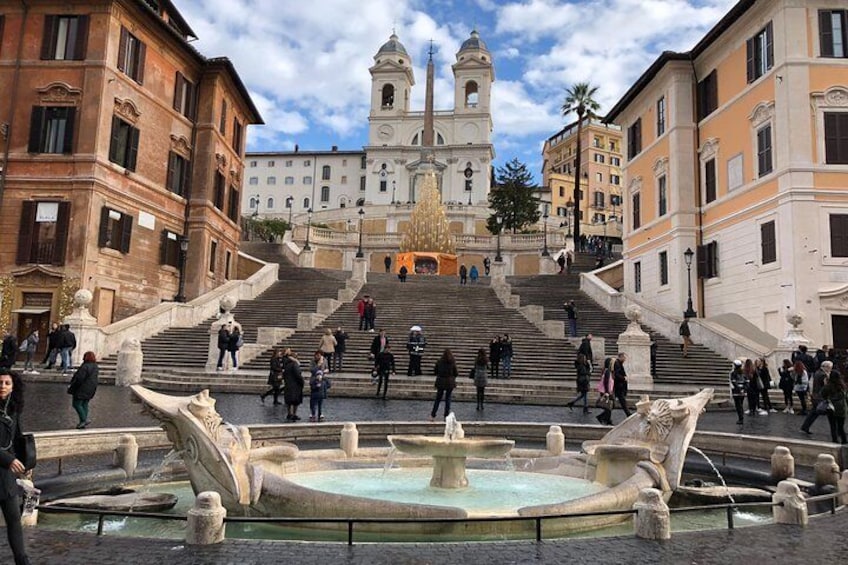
[495,215,503,262]
[391,180,396,204]
[252,194,260,218]
[541,203,550,256]
[683,247,697,318]
[565,198,574,237]
[356,207,365,258]
[286,195,294,227]
[304,208,313,251]
[174,235,189,302]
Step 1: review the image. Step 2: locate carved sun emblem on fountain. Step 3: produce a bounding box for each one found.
[640,399,674,442]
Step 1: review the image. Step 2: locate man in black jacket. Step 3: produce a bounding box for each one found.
[0,330,17,370]
[612,353,631,417]
[58,324,76,375]
[577,334,593,369]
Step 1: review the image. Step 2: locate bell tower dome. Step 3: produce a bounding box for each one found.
[369,33,415,117]
[452,30,494,115]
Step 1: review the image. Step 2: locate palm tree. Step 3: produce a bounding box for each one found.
[561,83,601,248]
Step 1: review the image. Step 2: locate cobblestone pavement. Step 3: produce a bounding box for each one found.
[5,382,847,564]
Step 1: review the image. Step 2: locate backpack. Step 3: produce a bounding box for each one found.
[235,334,244,348]
[18,339,28,352]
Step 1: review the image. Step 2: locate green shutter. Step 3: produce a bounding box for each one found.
[62,107,76,154]
[98,206,110,247]
[28,106,44,153]
[127,126,140,171]
[120,214,133,253]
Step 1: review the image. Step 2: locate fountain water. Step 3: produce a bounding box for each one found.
[687,446,736,505]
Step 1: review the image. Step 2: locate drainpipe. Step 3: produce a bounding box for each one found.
[0,1,30,215]
[689,57,705,318]
[177,77,201,301]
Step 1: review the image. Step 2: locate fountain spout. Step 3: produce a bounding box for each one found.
[443,413,465,441]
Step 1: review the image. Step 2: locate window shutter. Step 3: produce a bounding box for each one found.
[696,245,707,278]
[53,201,71,265]
[831,215,848,257]
[220,100,227,134]
[166,152,176,192]
[0,18,5,54]
[63,107,76,154]
[109,116,121,163]
[120,214,134,253]
[74,15,89,60]
[28,106,44,153]
[117,27,128,71]
[746,37,755,83]
[136,41,146,85]
[820,11,834,57]
[708,71,718,113]
[765,22,774,69]
[173,73,183,113]
[98,206,110,247]
[160,230,168,265]
[40,15,57,59]
[16,201,36,264]
[705,158,716,203]
[127,126,139,171]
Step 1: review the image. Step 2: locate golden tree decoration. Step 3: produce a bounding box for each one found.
[58,277,81,320]
[399,170,456,254]
[0,276,12,332]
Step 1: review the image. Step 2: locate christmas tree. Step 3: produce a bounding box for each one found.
[399,169,456,254]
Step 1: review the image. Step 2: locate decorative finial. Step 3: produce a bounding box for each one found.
[428,39,434,61]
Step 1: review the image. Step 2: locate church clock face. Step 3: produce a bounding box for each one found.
[377,124,394,140]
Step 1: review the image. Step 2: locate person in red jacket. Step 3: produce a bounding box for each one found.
[356,295,369,331]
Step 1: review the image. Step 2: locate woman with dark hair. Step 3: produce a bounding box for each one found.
[743,358,763,416]
[755,357,774,412]
[472,348,488,411]
[791,360,809,415]
[430,349,458,421]
[260,348,285,405]
[821,372,847,444]
[566,353,592,414]
[778,359,795,414]
[282,351,305,422]
[68,351,99,429]
[0,369,32,564]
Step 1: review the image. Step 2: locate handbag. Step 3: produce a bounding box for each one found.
[14,433,37,471]
[595,393,613,411]
[816,399,834,414]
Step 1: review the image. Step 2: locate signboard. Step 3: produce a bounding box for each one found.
[36,202,59,223]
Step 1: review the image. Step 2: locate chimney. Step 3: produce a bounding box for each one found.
[331,145,338,152]
[294,144,299,153]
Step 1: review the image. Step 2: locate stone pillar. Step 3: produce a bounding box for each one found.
[633,488,670,540]
[772,481,808,526]
[490,261,506,285]
[539,255,557,275]
[616,305,652,388]
[770,446,795,483]
[62,289,99,368]
[546,425,565,455]
[115,338,143,386]
[298,248,315,268]
[113,434,139,478]
[186,491,227,545]
[772,310,812,371]
[206,296,239,372]
[351,257,368,283]
[839,470,848,506]
[18,479,40,527]
[341,422,359,458]
[813,454,840,489]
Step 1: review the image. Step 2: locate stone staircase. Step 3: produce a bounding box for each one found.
[508,253,731,389]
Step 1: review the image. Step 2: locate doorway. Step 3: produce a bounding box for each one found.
[15,311,51,359]
[833,315,848,351]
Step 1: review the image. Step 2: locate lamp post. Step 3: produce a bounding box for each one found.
[495,215,503,262]
[174,235,189,302]
[541,203,550,257]
[286,195,294,227]
[304,208,313,251]
[565,198,574,237]
[356,207,365,258]
[683,247,697,318]
[252,194,261,217]
[391,180,396,204]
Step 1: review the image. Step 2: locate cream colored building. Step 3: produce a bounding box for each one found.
[605,0,848,349]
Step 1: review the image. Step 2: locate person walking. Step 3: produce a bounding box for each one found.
[227,325,243,371]
[57,324,76,375]
[729,359,747,425]
[308,369,329,422]
[357,295,368,330]
[398,265,408,282]
[332,327,348,372]
[0,369,33,565]
[260,348,285,405]
[370,328,390,363]
[564,301,577,338]
[430,349,458,421]
[459,264,468,285]
[566,353,592,414]
[469,265,479,284]
[678,317,693,358]
[596,358,614,425]
[557,253,566,274]
[21,330,39,374]
[472,348,488,411]
[67,351,99,429]
[43,322,60,369]
[483,256,491,276]
[215,324,231,371]
[406,326,426,376]
[318,328,337,372]
[612,353,631,417]
[374,344,396,400]
[777,359,795,414]
[282,351,305,422]
[364,298,377,332]
[801,360,835,435]
[756,357,774,412]
[791,359,810,415]
[500,334,513,378]
[821,371,847,444]
[384,255,392,273]
[577,334,593,371]
[743,358,765,416]
[489,336,502,379]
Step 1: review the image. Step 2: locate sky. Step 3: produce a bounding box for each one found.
[174,0,738,181]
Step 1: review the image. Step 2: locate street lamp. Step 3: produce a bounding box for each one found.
[683,247,697,318]
[464,165,473,206]
[391,180,396,204]
[565,198,574,237]
[285,195,294,227]
[252,194,261,217]
[541,203,550,257]
[495,215,503,262]
[174,236,189,302]
[304,208,313,251]
[356,207,365,258]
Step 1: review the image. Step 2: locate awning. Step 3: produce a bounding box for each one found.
[11,308,50,315]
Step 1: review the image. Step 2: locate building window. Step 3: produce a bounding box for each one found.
[632,193,641,230]
[249,161,257,168]
[322,165,331,180]
[593,137,601,148]
[697,241,719,279]
[656,96,666,136]
[819,10,847,58]
[594,153,605,164]
[559,186,564,197]
[627,118,642,159]
[41,15,89,60]
[286,160,293,167]
[304,159,311,167]
[659,251,668,286]
[303,176,312,184]
[227,186,239,221]
[657,175,667,217]
[342,159,347,167]
[28,106,76,154]
[381,84,395,108]
[160,230,180,268]
[220,99,227,134]
[267,197,274,209]
[824,112,848,164]
[747,22,774,82]
[609,140,617,152]
[166,152,188,196]
[248,177,258,185]
[830,214,848,257]
[209,240,217,273]
[757,124,773,177]
[380,180,387,192]
[704,158,717,203]
[464,80,479,107]
[634,261,642,293]
[267,176,276,185]
[232,119,243,154]
[320,186,330,202]
[696,70,718,120]
[16,201,71,265]
[248,196,258,209]
[761,220,776,264]
[268,160,275,167]
[214,172,225,210]
[98,206,133,253]
[303,197,310,208]
[284,198,292,209]
[117,27,146,84]
[341,175,348,184]
[595,172,603,182]
[361,156,367,169]
[593,191,605,208]
[610,174,621,185]
[173,72,196,120]
[108,116,139,171]
[611,156,621,167]
[284,176,294,185]
[360,176,366,191]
